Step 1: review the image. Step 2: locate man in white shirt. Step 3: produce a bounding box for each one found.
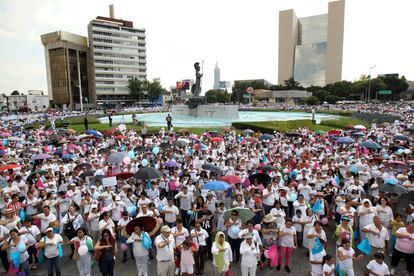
[362,216,390,254]
[32,206,58,235]
[366,253,390,276]
[66,183,82,208]
[155,226,176,276]
[174,186,192,227]
[162,199,180,228]
[240,233,260,276]
[262,183,276,214]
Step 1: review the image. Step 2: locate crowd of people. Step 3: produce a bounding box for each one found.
[0,103,413,276]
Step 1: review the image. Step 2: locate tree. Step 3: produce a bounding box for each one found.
[306,96,319,105]
[127,77,144,102]
[379,75,408,94]
[325,81,353,98]
[231,81,267,103]
[146,79,164,103]
[313,89,330,102]
[11,90,19,95]
[205,89,230,103]
[325,94,341,104]
[283,77,301,90]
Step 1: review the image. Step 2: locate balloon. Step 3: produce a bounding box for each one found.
[384,177,397,185]
[158,205,165,212]
[157,217,163,224]
[230,225,240,236]
[404,149,410,154]
[120,243,128,252]
[152,147,160,155]
[264,250,270,259]
[127,206,137,216]
[123,156,131,165]
[101,207,109,212]
[127,150,135,158]
[141,159,148,167]
[351,165,358,174]
[254,224,261,231]
[397,149,404,154]
[283,168,289,174]
[78,245,88,256]
[16,242,26,253]
[321,217,329,225]
[187,210,193,216]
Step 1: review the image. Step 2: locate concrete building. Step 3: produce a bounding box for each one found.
[7,95,27,111]
[278,0,345,87]
[27,90,49,112]
[41,31,91,110]
[88,5,147,106]
[253,89,312,104]
[213,62,220,89]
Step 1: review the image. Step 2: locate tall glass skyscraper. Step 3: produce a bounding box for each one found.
[278,0,345,87]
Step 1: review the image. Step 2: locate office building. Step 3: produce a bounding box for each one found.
[214,62,220,89]
[41,31,91,110]
[27,90,50,112]
[278,0,345,87]
[88,5,147,106]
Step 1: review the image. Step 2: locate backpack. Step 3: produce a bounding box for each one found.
[64,214,79,238]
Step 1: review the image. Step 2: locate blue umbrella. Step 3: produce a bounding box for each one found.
[259,134,275,141]
[162,161,180,168]
[86,129,103,137]
[360,141,382,150]
[204,180,231,191]
[336,137,355,144]
[395,135,410,142]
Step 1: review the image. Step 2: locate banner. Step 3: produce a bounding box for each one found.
[102,176,117,187]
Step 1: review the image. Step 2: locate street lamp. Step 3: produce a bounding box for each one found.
[367,65,376,103]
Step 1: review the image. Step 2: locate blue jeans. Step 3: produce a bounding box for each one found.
[46,256,61,276]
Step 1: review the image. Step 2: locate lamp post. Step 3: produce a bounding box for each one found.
[367,65,376,103]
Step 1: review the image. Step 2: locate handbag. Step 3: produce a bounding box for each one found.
[94,249,102,261]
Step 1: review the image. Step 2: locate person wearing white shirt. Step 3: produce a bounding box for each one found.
[37,228,63,276]
[174,186,193,227]
[362,216,390,254]
[238,222,263,246]
[98,211,115,236]
[171,219,189,247]
[19,219,41,269]
[155,226,176,276]
[298,179,312,201]
[277,219,297,273]
[191,222,209,275]
[0,225,10,272]
[32,206,58,234]
[309,248,327,276]
[66,183,82,207]
[211,231,232,276]
[337,239,363,276]
[162,199,180,228]
[270,201,286,229]
[366,253,390,276]
[127,225,151,276]
[262,184,276,214]
[87,205,101,243]
[240,233,260,276]
[322,254,336,276]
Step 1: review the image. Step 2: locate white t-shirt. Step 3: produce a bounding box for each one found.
[310,249,326,274]
[19,225,40,246]
[10,236,29,263]
[37,213,57,233]
[99,219,115,235]
[323,263,335,276]
[270,208,286,228]
[164,205,180,223]
[338,247,354,270]
[279,225,296,247]
[363,224,389,249]
[43,234,63,258]
[366,260,390,276]
[171,226,189,246]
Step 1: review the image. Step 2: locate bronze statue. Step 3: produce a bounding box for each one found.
[191,62,203,97]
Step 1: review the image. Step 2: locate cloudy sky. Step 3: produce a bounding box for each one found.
[0,0,412,95]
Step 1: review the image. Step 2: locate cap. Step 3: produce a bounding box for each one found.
[263,214,276,223]
[46,227,54,232]
[339,191,347,195]
[243,233,253,239]
[341,216,351,221]
[161,225,171,233]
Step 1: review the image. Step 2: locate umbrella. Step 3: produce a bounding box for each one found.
[134,145,148,153]
[7,137,20,141]
[336,137,355,144]
[204,181,231,191]
[134,167,162,180]
[104,128,118,137]
[62,154,76,160]
[243,129,254,133]
[74,163,93,171]
[115,134,127,140]
[193,143,208,151]
[389,145,407,153]
[351,131,365,137]
[360,141,382,150]
[79,170,96,178]
[108,152,128,164]
[354,125,367,130]
[385,161,409,170]
[328,129,342,135]
[257,165,278,171]
[315,130,326,135]
[249,173,271,185]
[258,134,274,141]
[114,172,134,180]
[32,153,52,160]
[223,207,255,222]
[0,164,19,171]
[219,175,242,184]
[86,129,103,137]
[201,164,222,175]
[172,140,188,148]
[285,132,301,137]
[404,128,414,134]
[210,137,223,143]
[395,135,410,142]
[379,183,407,194]
[126,216,159,235]
[159,142,172,149]
[27,170,48,184]
[396,191,414,215]
[162,161,180,168]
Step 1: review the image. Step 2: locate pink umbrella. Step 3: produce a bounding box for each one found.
[67,144,79,150]
[0,132,10,137]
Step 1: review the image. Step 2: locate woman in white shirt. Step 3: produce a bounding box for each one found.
[358,199,375,240]
[322,254,335,276]
[337,239,363,276]
[240,233,260,276]
[127,225,152,276]
[68,228,94,276]
[1,229,30,275]
[375,197,394,230]
[303,207,319,251]
[270,201,286,229]
[211,231,232,276]
[224,210,242,262]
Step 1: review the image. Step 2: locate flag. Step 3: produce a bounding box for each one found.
[176,80,190,90]
[357,238,371,255]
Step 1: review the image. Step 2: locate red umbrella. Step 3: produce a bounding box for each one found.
[328,129,342,135]
[0,164,19,171]
[115,135,127,140]
[210,137,223,143]
[114,172,134,180]
[219,175,242,184]
[126,216,159,235]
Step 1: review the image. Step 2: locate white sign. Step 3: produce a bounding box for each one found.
[102,176,117,187]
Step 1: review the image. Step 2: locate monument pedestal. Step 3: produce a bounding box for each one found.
[172,104,239,120]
